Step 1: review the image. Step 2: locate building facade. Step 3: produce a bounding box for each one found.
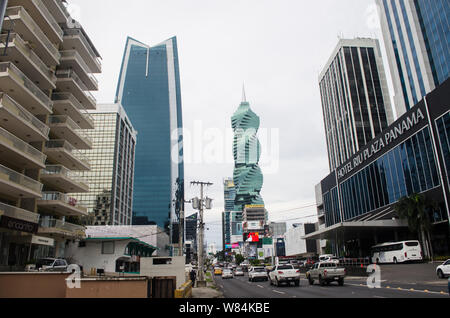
[115,36,184,231]
[284,223,318,258]
[0,0,101,269]
[72,103,137,226]
[232,88,264,210]
[306,79,450,257]
[222,178,236,248]
[319,38,394,172]
[376,0,449,115]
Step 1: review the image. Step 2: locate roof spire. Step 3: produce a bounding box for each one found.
[242,83,247,103]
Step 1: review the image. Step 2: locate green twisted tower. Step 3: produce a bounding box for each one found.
[232,86,264,211]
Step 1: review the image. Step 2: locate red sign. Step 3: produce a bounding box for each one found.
[247,232,259,242]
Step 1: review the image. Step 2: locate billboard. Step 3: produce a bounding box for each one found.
[243,220,264,231]
[246,232,259,242]
[257,248,265,260]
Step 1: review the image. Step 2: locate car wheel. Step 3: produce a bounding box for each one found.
[275,278,279,287]
[393,257,398,264]
[308,277,314,285]
[269,278,273,286]
[437,269,444,279]
[319,275,325,286]
[294,280,300,287]
[338,278,344,286]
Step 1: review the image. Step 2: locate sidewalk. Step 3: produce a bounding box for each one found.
[191,273,224,298]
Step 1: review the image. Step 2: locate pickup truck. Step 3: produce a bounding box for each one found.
[268,264,301,287]
[306,262,346,286]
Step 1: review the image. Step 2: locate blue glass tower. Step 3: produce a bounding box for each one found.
[115,37,184,229]
[377,0,449,116]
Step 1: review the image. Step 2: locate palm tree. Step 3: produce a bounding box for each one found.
[394,193,437,261]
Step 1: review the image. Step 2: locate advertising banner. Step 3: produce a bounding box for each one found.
[257,248,265,260]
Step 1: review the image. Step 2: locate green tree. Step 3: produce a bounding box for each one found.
[394,193,437,260]
[235,254,245,265]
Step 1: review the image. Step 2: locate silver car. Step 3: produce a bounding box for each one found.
[222,269,233,279]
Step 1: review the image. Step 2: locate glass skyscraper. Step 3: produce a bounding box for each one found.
[377,0,449,115]
[72,103,137,226]
[115,37,184,229]
[231,89,264,210]
[319,38,394,172]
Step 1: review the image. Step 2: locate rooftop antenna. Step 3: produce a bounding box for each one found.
[242,83,247,103]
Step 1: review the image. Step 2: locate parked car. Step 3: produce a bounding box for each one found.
[436,259,450,279]
[268,264,301,286]
[34,258,68,272]
[248,266,268,282]
[306,262,346,286]
[222,269,233,279]
[234,267,244,276]
[214,267,223,275]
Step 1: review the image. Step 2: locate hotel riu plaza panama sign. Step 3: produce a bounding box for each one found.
[337,107,426,180]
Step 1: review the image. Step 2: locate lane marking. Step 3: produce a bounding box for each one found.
[257,285,264,288]
[347,283,447,295]
[272,290,285,294]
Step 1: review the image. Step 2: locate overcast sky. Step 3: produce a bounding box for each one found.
[69,0,395,250]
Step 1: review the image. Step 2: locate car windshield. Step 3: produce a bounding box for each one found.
[36,259,54,266]
[236,268,242,271]
[405,241,419,247]
[253,268,266,272]
[278,265,294,270]
[223,269,232,273]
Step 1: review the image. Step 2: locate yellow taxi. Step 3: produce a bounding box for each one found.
[214,267,223,275]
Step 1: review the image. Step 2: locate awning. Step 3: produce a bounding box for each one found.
[302,219,409,241]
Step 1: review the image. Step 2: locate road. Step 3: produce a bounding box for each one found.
[213,273,449,298]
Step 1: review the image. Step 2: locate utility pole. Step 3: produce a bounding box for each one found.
[191,181,213,287]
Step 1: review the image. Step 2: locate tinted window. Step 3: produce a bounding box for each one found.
[278,265,294,270]
[405,242,419,247]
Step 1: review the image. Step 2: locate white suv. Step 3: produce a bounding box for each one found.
[436,259,450,279]
[248,266,268,282]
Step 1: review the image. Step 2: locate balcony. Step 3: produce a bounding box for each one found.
[0,33,56,90]
[42,0,70,24]
[0,126,47,170]
[0,62,53,115]
[40,165,89,193]
[38,217,86,238]
[0,163,43,200]
[3,6,61,66]
[37,191,88,217]
[59,50,99,90]
[55,69,96,110]
[0,93,49,142]
[62,28,101,73]
[0,201,40,228]
[43,140,90,171]
[52,93,94,129]
[9,0,63,45]
[48,115,92,149]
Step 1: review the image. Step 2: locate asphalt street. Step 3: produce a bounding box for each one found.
[213,273,449,298]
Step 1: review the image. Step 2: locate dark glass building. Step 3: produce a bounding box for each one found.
[377,0,449,115]
[307,79,450,257]
[319,38,394,172]
[115,37,184,230]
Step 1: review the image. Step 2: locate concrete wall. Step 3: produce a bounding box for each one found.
[0,273,70,298]
[65,239,130,273]
[140,256,185,288]
[66,278,148,298]
[0,273,150,298]
[284,226,307,256]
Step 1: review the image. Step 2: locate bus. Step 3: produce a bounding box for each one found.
[371,241,423,264]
